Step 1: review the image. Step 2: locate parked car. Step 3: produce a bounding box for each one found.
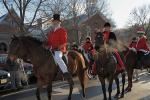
[0,69,11,90]
[0,53,9,71]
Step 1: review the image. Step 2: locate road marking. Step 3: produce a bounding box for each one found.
[53,87,80,95]
[0,81,72,98]
[0,88,37,98]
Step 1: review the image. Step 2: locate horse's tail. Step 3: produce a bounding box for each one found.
[68,50,87,71]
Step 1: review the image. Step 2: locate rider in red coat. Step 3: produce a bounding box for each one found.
[129,37,137,48]
[135,27,149,68]
[48,27,67,53]
[93,22,125,74]
[82,36,94,64]
[47,14,73,85]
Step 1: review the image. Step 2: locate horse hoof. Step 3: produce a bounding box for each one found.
[114,94,119,98]
[120,94,124,98]
[114,92,120,98]
[68,96,71,100]
[83,93,85,98]
[125,89,131,93]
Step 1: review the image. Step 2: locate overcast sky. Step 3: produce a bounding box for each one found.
[109,0,150,29]
[0,0,150,29]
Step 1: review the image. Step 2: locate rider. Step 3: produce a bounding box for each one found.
[82,36,94,66]
[135,27,149,68]
[129,37,138,49]
[47,14,73,85]
[93,22,125,73]
[71,42,79,51]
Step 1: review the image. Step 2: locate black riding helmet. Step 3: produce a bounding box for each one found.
[104,22,111,27]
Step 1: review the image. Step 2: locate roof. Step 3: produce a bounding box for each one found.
[63,12,108,25]
[0,14,7,23]
[79,12,108,24]
[0,7,20,24]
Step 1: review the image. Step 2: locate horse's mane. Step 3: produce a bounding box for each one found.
[21,36,43,45]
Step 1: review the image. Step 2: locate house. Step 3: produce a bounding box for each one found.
[0,8,21,53]
[62,12,108,44]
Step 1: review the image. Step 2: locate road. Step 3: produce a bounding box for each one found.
[0,71,150,100]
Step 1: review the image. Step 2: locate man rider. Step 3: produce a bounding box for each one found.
[47,14,73,85]
[136,27,149,68]
[82,36,95,66]
[93,22,125,73]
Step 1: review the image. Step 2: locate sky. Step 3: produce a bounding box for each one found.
[109,0,150,29]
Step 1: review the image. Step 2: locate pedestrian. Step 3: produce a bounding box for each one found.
[7,57,22,89]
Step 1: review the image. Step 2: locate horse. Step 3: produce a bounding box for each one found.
[8,36,88,100]
[95,46,125,100]
[94,33,125,100]
[122,46,150,92]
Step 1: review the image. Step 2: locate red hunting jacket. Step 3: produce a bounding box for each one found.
[48,27,67,53]
[82,41,94,54]
[136,37,149,51]
[129,42,137,48]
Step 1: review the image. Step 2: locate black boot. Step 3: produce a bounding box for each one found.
[63,72,74,85]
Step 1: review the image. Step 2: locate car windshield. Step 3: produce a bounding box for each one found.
[0,54,7,64]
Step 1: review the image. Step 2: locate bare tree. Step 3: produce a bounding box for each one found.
[85,0,110,16]
[128,4,150,35]
[68,0,85,44]
[1,0,46,34]
[39,0,71,19]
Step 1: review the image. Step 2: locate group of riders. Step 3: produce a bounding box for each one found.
[47,14,149,82]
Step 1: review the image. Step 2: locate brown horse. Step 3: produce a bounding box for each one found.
[122,46,150,92]
[95,46,125,100]
[8,36,88,100]
[95,33,125,100]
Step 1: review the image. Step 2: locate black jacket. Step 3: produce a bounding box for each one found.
[109,32,117,41]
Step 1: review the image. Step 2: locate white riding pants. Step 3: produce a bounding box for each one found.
[83,52,90,63]
[54,51,68,73]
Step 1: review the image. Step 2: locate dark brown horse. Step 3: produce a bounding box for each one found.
[95,46,125,100]
[122,46,150,92]
[95,34,125,100]
[8,36,88,100]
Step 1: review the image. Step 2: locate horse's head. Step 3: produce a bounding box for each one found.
[8,36,27,61]
[95,32,104,50]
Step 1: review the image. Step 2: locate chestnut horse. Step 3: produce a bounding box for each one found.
[8,36,88,100]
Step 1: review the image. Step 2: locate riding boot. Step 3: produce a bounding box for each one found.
[63,72,74,85]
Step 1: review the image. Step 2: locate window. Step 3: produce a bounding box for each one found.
[0,54,7,64]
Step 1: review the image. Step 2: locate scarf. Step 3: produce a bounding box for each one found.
[103,31,110,43]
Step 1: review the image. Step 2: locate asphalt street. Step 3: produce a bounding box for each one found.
[0,71,150,100]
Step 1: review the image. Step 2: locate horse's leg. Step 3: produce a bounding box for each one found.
[108,76,113,100]
[125,68,133,92]
[114,74,120,98]
[36,88,41,100]
[78,70,87,97]
[120,71,126,98]
[47,83,52,100]
[98,75,107,100]
[64,73,74,100]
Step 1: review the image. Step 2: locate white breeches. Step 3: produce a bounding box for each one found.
[54,51,68,73]
[83,52,90,62]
